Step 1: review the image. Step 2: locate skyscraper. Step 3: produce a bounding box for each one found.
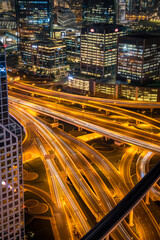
[82,0,116,25]
[0,42,24,240]
[15,0,53,41]
[80,24,126,78]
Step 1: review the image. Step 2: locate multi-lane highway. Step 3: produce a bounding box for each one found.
[8,81,160,109]
[8,81,160,240]
[8,81,160,130]
[9,95,160,153]
[11,104,139,240]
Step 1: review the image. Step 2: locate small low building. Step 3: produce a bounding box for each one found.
[67,74,95,95]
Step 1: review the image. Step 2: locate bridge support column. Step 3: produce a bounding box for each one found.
[78,127,82,131]
[129,210,134,227]
[105,111,110,115]
[150,108,153,117]
[31,93,34,97]
[145,191,150,205]
[58,98,61,103]
[136,120,140,125]
[82,104,85,109]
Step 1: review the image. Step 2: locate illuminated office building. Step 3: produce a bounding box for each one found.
[15,0,53,41]
[65,33,81,67]
[68,74,95,94]
[80,24,126,78]
[21,39,69,77]
[82,0,115,25]
[117,34,160,85]
[0,42,24,239]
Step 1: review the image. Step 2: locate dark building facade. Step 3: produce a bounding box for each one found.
[127,0,159,15]
[82,0,116,25]
[80,24,126,78]
[15,0,53,41]
[117,34,160,85]
[65,0,83,22]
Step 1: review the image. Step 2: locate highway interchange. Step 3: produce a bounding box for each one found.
[9,81,160,240]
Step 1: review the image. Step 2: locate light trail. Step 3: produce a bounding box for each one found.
[11,104,138,240]
[8,83,160,130]
[57,130,160,240]
[9,96,160,153]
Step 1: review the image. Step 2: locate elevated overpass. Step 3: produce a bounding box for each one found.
[81,161,160,240]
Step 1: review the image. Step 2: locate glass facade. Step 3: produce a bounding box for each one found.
[117,35,160,84]
[0,42,24,240]
[16,0,53,41]
[0,43,9,126]
[82,0,115,25]
[80,24,126,78]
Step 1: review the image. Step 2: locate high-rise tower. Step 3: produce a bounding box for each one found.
[82,0,116,25]
[80,24,126,78]
[15,0,53,41]
[0,42,24,240]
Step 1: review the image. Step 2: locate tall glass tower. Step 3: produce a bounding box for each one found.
[82,0,116,25]
[0,42,24,240]
[15,0,53,41]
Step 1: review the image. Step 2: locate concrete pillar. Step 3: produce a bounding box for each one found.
[129,210,134,227]
[136,120,140,125]
[106,111,110,115]
[31,93,34,97]
[58,98,61,103]
[146,191,150,205]
[150,108,153,118]
[78,127,82,131]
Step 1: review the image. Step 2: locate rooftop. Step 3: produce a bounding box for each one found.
[30,39,63,47]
